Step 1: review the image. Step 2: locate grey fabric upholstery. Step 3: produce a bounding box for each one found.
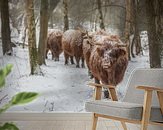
[85,68,163,123]
[86,100,143,120]
[123,69,163,106]
[85,100,163,122]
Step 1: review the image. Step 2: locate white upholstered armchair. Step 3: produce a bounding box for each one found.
[85,68,163,130]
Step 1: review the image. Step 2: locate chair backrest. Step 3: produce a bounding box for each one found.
[123,68,163,107]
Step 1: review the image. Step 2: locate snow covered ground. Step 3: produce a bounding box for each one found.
[0,45,149,112]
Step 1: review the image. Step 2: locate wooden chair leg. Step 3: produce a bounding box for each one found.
[141,90,152,130]
[109,88,118,101]
[121,121,127,130]
[157,91,163,114]
[109,88,128,130]
[92,83,101,130]
[92,113,98,130]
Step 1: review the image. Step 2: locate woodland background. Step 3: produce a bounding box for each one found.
[0,0,162,112]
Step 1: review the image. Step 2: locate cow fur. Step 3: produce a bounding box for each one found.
[83,34,128,87]
[62,29,86,68]
[46,30,63,61]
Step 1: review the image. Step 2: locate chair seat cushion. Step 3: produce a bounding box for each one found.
[85,100,163,122]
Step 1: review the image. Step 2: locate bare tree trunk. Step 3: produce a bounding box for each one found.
[146,0,161,68]
[97,0,105,30]
[132,20,141,57]
[158,1,163,38]
[154,0,162,37]
[130,0,135,58]
[0,0,12,55]
[124,0,131,60]
[93,12,98,31]
[49,15,53,28]
[38,0,48,65]
[133,0,142,56]
[26,0,39,74]
[23,26,27,49]
[132,34,142,56]
[63,0,69,31]
[155,0,163,65]
[48,0,60,28]
[48,0,60,18]
[131,36,135,57]
[157,0,163,67]
[135,33,141,55]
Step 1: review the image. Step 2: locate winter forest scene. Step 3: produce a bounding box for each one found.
[0,0,163,115]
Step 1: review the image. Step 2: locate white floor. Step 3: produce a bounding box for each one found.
[11,120,128,130]
[0,112,141,130]
[1,112,162,130]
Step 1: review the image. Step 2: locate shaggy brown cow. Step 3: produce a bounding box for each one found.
[83,35,128,97]
[46,30,63,61]
[83,34,123,71]
[62,29,86,68]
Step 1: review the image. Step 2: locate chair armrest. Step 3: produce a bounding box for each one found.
[136,86,163,92]
[88,82,115,89]
[137,86,163,124]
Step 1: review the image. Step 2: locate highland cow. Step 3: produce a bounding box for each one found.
[83,34,123,71]
[83,34,128,98]
[62,29,86,68]
[46,30,63,61]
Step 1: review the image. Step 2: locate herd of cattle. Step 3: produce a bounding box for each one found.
[46,29,128,97]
